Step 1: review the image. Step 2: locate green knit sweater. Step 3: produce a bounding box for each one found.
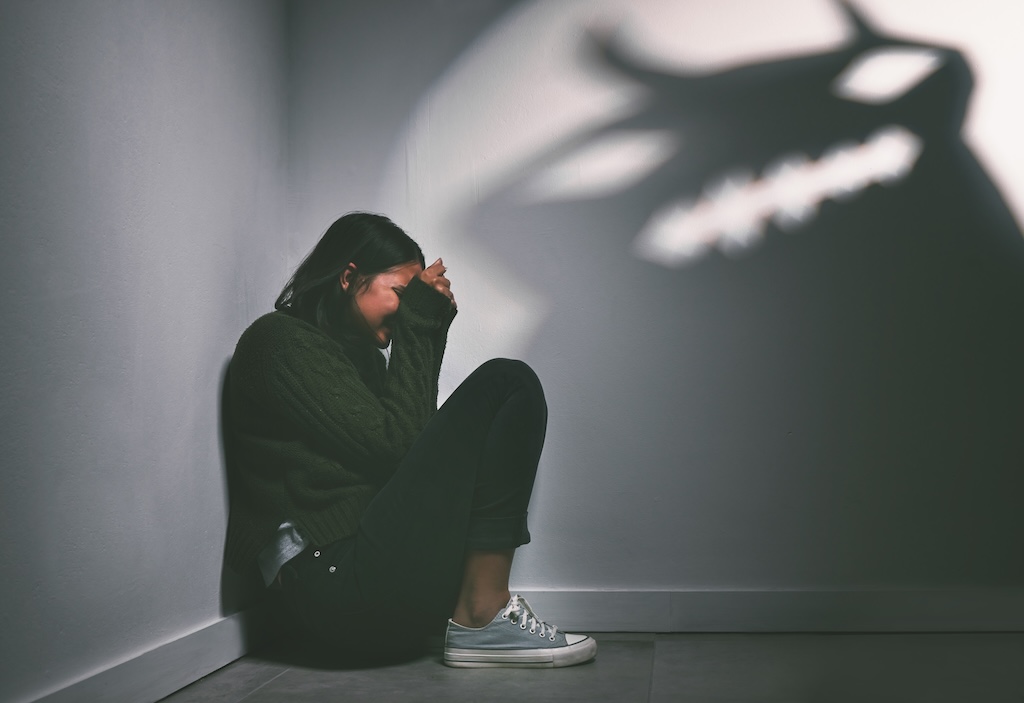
[224,276,456,572]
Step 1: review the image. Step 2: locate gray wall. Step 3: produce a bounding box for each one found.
[0,1,288,701]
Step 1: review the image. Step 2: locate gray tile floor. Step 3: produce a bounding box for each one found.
[161,632,1024,702]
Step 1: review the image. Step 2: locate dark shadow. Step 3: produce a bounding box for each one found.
[464,2,1024,580]
[218,357,266,620]
[249,632,436,671]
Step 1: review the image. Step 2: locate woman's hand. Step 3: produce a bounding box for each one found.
[418,258,456,310]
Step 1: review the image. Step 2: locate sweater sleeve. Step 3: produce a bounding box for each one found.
[234,277,456,482]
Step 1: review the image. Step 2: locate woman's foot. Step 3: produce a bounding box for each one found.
[444,595,597,668]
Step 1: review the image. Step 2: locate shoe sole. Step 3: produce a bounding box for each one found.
[443,637,597,668]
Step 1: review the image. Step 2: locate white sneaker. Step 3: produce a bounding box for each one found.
[444,595,597,668]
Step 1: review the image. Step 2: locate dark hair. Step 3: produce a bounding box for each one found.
[275,212,425,340]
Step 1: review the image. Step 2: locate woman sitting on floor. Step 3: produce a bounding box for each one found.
[223,212,596,668]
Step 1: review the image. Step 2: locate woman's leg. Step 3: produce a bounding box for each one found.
[284,358,547,642]
[358,358,545,625]
[451,548,515,627]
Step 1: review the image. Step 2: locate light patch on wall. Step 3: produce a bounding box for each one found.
[632,125,923,266]
[518,130,679,201]
[832,47,943,104]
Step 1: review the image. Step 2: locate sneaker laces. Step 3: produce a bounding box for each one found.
[502,595,559,640]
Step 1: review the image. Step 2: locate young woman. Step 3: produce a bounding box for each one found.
[224,212,596,668]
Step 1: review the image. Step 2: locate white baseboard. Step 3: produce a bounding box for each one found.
[31,607,273,703]
[27,589,1024,702]
[516,588,1024,632]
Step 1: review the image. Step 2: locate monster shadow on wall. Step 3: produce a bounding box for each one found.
[465,3,1024,578]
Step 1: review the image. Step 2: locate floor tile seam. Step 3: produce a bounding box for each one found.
[235,667,292,703]
[645,634,658,703]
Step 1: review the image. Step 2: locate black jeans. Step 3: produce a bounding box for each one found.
[279,358,546,646]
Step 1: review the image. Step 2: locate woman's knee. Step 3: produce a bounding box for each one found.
[476,358,544,399]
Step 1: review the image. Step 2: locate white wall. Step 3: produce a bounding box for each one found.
[0,2,289,701]
[291,0,1024,601]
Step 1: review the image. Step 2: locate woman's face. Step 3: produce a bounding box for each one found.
[342,261,423,348]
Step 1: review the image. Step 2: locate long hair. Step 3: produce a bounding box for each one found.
[276,212,425,342]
